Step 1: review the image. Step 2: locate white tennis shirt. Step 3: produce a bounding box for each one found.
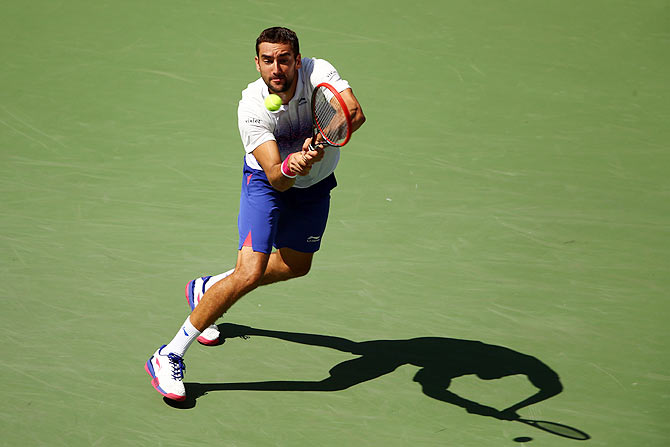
[237,57,351,188]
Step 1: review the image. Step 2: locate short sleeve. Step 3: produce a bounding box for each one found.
[237,101,276,154]
[309,58,351,93]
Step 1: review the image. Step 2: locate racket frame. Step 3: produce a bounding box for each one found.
[310,82,352,148]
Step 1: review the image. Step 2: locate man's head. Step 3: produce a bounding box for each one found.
[255,27,301,95]
[255,27,300,57]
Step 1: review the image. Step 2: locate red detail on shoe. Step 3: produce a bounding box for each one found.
[197,335,220,346]
[242,230,252,247]
[145,361,154,378]
[151,378,186,401]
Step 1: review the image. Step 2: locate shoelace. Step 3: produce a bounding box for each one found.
[167,353,186,380]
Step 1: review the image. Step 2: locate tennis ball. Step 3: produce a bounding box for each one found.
[264,94,282,111]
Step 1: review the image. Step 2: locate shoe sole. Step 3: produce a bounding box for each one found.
[145,355,186,402]
[185,279,220,346]
[197,335,219,346]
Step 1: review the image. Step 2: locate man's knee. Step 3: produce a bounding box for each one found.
[229,269,263,295]
[276,248,313,279]
[234,249,270,292]
[290,262,311,278]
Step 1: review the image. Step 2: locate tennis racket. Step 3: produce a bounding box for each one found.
[517,419,590,440]
[309,82,353,150]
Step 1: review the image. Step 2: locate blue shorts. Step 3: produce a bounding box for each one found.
[237,160,336,254]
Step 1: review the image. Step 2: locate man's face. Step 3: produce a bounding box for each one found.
[255,42,301,94]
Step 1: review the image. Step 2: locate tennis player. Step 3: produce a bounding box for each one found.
[145,27,366,401]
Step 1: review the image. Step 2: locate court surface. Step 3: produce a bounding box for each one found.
[1,1,668,445]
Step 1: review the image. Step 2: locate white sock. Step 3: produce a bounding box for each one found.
[164,316,201,357]
[204,268,235,293]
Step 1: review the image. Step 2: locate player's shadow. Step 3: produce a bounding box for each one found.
[167,323,565,420]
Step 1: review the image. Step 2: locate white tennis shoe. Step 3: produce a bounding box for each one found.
[185,276,221,345]
[197,324,221,345]
[145,345,186,401]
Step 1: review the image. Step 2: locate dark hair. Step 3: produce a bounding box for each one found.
[255,27,300,56]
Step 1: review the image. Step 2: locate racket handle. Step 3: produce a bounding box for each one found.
[309,142,329,151]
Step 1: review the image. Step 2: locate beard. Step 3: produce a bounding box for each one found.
[266,73,295,94]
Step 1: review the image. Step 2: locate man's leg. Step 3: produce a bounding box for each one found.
[196,247,313,299]
[190,247,270,331]
[145,247,269,401]
[261,247,313,284]
[185,247,312,345]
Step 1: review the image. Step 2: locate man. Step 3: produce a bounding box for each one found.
[145,27,366,401]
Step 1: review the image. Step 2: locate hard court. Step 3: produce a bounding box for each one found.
[1,1,668,446]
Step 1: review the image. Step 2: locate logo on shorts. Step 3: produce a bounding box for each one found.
[307,236,321,243]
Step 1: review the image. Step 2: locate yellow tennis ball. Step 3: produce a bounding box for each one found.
[264,94,282,111]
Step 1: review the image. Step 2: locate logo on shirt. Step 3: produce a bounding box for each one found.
[298,97,308,106]
[245,117,262,124]
[307,236,321,243]
[326,70,337,80]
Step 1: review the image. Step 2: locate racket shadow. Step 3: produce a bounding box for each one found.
[168,323,589,440]
[518,419,591,440]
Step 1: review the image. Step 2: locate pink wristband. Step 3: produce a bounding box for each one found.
[281,154,297,178]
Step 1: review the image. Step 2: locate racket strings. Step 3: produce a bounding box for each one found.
[313,87,348,145]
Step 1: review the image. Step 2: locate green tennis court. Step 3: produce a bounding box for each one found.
[2,1,668,445]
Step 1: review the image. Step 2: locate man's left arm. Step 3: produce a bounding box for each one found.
[308,58,365,136]
[301,88,365,160]
[339,88,366,133]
